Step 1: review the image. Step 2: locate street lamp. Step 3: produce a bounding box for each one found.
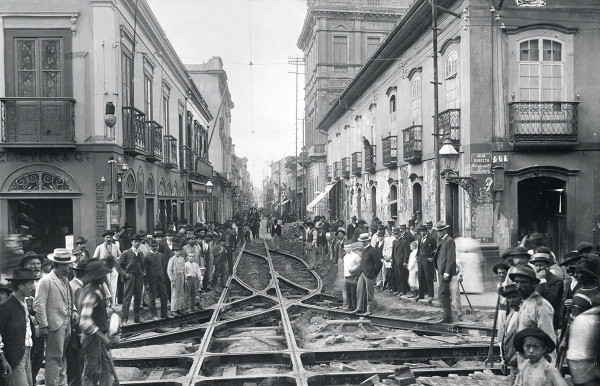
[206,181,213,222]
[439,137,459,177]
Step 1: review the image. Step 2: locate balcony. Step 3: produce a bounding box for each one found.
[326,165,332,182]
[364,145,376,173]
[195,157,213,179]
[351,152,362,176]
[308,143,326,159]
[164,136,178,169]
[381,135,397,169]
[508,101,579,150]
[180,145,193,171]
[333,161,341,180]
[0,98,75,148]
[403,125,423,164]
[341,157,350,179]
[123,107,146,156]
[145,121,163,162]
[438,108,460,147]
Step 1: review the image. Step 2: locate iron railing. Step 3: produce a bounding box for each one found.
[333,161,341,180]
[364,145,376,173]
[438,108,460,146]
[341,157,350,179]
[164,136,177,168]
[351,152,362,176]
[145,121,163,162]
[508,101,579,143]
[381,135,397,168]
[123,107,146,155]
[403,125,423,164]
[1,97,75,145]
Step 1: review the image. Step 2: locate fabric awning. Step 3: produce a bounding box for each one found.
[307,182,337,212]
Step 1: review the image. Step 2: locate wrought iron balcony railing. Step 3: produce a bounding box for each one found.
[351,151,362,176]
[438,108,460,147]
[164,135,178,169]
[1,97,75,147]
[381,135,397,169]
[123,107,146,155]
[403,124,423,164]
[145,121,163,162]
[364,145,376,173]
[341,157,350,179]
[333,161,341,180]
[508,101,579,150]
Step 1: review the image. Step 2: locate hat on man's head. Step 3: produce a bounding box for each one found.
[387,219,395,225]
[508,265,540,284]
[84,260,112,281]
[47,248,76,264]
[153,231,164,238]
[358,219,367,225]
[165,229,176,236]
[529,253,553,266]
[492,262,510,275]
[560,251,581,267]
[529,232,544,245]
[336,228,346,235]
[417,225,427,232]
[172,242,184,251]
[123,223,134,229]
[74,236,88,244]
[357,233,371,242]
[433,221,450,231]
[41,259,52,268]
[350,242,364,251]
[398,224,407,230]
[576,242,594,255]
[510,246,530,258]
[5,267,38,282]
[351,216,357,221]
[376,225,386,231]
[102,230,115,238]
[500,283,519,297]
[513,327,555,354]
[573,258,599,279]
[131,233,143,241]
[370,224,378,230]
[425,220,433,226]
[408,219,415,226]
[72,259,88,272]
[500,248,514,261]
[149,239,159,247]
[19,251,45,268]
[392,227,400,234]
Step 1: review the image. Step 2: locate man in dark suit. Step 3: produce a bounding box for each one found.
[346,216,357,241]
[144,239,170,320]
[117,233,145,324]
[530,252,564,329]
[434,221,456,323]
[416,225,437,302]
[393,224,413,295]
[353,233,382,316]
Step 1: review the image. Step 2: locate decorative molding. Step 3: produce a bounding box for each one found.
[0,11,79,34]
[368,103,377,112]
[124,173,137,194]
[387,178,398,185]
[385,86,397,96]
[368,180,377,187]
[445,176,474,199]
[158,178,166,196]
[9,171,71,192]
[506,166,579,177]
[354,115,362,122]
[146,175,156,195]
[439,36,461,55]
[503,23,578,35]
[407,66,422,81]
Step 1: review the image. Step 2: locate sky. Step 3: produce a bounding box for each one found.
[146,0,307,188]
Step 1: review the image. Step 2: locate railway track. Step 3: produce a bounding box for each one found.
[112,239,502,385]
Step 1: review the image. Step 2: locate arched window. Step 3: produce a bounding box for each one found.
[390,185,398,218]
[371,186,377,216]
[518,38,563,101]
[412,183,422,217]
[389,95,396,122]
[444,51,459,108]
[411,77,421,125]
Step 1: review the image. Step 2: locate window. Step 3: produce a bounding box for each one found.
[444,51,459,108]
[15,37,63,97]
[366,37,380,58]
[162,94,170,134]
[121,50,132,107]
[389,95,396,122]
[412,183,422,216]
[411,77,422,125]
[144,72,153,119]
[390,185,398,218]
[518,38,563,101]
[371,186,377,216]
[333,36,348,64]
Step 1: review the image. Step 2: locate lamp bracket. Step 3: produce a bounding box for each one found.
[444,172,475,199]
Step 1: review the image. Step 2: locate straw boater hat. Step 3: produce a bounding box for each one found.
[47,248,76,264]
[433,221,450,231]
[357,233,371,242]
[529,253,553,266]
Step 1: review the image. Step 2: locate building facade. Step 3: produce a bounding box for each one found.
[297,0,410,218]
[0,0,214,256]
[318,0,600,257]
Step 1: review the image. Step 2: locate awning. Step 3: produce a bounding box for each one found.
[307,182,337,212]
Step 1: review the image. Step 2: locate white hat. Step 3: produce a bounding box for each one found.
[47,248,77,264]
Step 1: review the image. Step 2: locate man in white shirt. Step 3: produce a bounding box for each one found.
[92,230,121,305]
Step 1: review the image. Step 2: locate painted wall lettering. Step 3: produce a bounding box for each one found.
[0,152,92,163]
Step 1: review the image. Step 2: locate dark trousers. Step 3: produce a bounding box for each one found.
[66,333,83,386]
[148,277,169,317]
[164,270,171,299]
[212,257,227,287]
[344,277,358,310]
[383,265,395,290]
[417,258,435,298]
[122,274,143,320]
[226,248,234,275]
[31,334,44,379]
[395,261,410,293]
[438,273,453,322]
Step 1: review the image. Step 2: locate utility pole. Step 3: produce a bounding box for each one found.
[289,56,305,221]
[432,0,441,222]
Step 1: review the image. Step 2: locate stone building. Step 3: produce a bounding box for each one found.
[0,0,214,259]
[297,0,411,218]
[318,0,600,257]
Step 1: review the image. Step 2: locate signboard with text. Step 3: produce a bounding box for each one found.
[470,153,492,175]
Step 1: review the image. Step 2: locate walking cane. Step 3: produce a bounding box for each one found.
[485,292,501,367]
[459,281,475,314]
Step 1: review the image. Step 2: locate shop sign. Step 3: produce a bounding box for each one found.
[0,152,91,163]
[470,153,492,175]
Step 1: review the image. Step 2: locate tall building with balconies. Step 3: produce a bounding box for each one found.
[0,0,213,261]
[297,0,410,218]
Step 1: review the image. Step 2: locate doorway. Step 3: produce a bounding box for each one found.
[518,177,566,255]
[146,198,154,232]
[124,198,137,231]
[445,183,460,238]
[413,183,422,217]
[8,199,73,254]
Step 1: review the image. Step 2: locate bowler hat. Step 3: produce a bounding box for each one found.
[84,260,112,281]
[417,225,427,232]
[492,262,510,275]
[425,220,433,226]
[102,230,115,238]
[47,248,77,264]
[514,327,555,354]
[131,233,143,241]
[510,246,530,257]
[357,233,371,242]
[370,224,378,230]
[41,259,52,268]
[392,227,400,234]
[153,231,164,238]
[74,236,88,244]
[19,251,44,268]
[573,259,599,279]
[508,265,540,284]
[398,224,407,230]
[149,239,159,247]
[351,216,357,221]
[72,259,88,272]
[172,242,184,251]
[500,248,514,260]
[529,253,553,266]
[6,267,38,282]
[387,219,395,225]
[500,283,519,298]
[559,251,581,267]
[576,242,594,255]
[0,284,12,295]
[529,232,544,244]
[433,221,450,231]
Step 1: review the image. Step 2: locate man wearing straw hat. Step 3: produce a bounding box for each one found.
[0,267,38,385]
[33,248,77,386]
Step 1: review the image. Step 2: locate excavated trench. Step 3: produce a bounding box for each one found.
[113,240,503,386]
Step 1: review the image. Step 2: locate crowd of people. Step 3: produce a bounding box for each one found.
[0,218,242,385]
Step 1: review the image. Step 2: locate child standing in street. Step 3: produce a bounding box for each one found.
[513,327,568,386]
[167,243,186,315]
[407,241,419,298]
[184,251,203,312]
